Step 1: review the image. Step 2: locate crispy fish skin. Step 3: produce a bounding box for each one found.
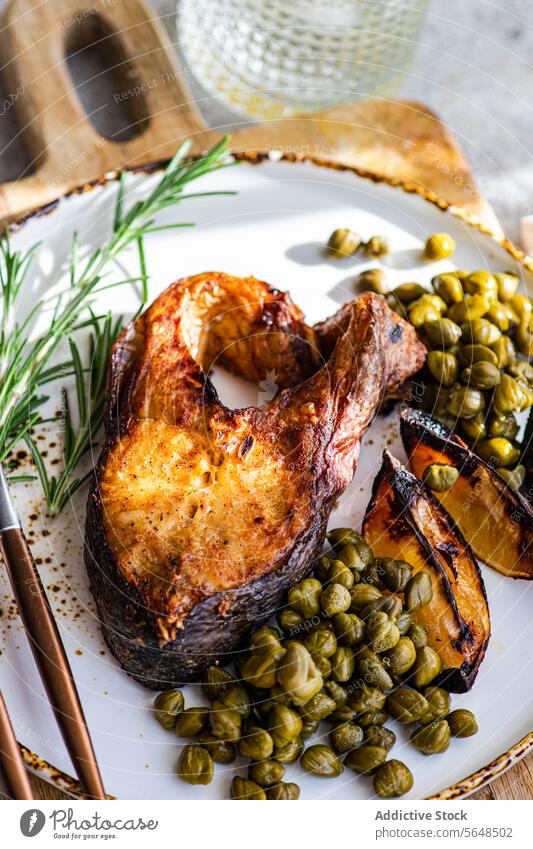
[85,273,425,687]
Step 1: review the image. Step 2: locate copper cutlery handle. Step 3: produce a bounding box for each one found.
[0,690,33,799]
[0,527,106,799]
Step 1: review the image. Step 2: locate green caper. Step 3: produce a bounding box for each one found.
[404,572,433,610]
[330,722,364,753]
[396,611,412,636]
[510,293,532,321]
[464,271,498,299]
[321,583,352,617]
[201,666,234,701]
[427,350,459,386]
[301,744,343,777]
[304,628,338,658]
[311,653,331,677]
[408,624,428,649]
[266,782,301,800]
[300,719,319,739]
[357,267,389,294]
[333,612,366,646]
[273,737,304,763]
[424,317,462,349]
[357,710,388,729]
[375,558,412,593]
[366,611,401,653]
[461,317,501,346]
[476,437,520,468]
[408,303,440,328]
[485,301,511,332]
[315,556,332,582]
[350,583,382,612]
[447,708,479,737]
[248,759,285,787]
[324,680,349,708]
[268,704,303,747]
[219,684,251,718]
[344,745,387,774]
[432,273,464,305]
[364,726,396,751]
[447,293,491,323]
[386,688,429,723]
[364,235,389,257]
[462,360,501,390]
[231,776,267,799]
[348,683,387,714]
[498,464,526,490]
[239,726,274,761]
[175,706,209,738]
[357,647,394,690]
[495,271,519,301]
[361,598,402,624]
[419,687,450,726]
[412,646,442,688]
[287,578,323,617]
[514,321,533,357]
[490,335,516,368]
[460,412,487,441]
[337,540,374,572]
[489,413,519,440]
[459,343,499,367]
[331,705,356,723]
[177,744,214,785]
[299,692,337,722]
[373,760,414,798]
[277,608,304,635]
[422,462,459,492]
[277,642,323,706]
[209,701,241,741]
[327,228,361,257]
[393,283,427,303]
[241,650,281,689]
[508,358,533,381]
[386,636,417,676]
[446,385,485,419]
[360,560,385,587]
[153,688,185,730]
[248,626,282,653]
[411,719,451,755]
[326,559,355,589]
[330,646,355,683]
[424,232,456,261]
[326,527,363,549]
[197,733,236,764]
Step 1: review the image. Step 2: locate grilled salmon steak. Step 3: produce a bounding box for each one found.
[85,272,425,686]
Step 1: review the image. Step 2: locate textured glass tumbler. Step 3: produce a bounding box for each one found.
[177,0,428,120]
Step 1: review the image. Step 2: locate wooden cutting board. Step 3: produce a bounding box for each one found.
[0,0,498,231]
[2,0,528,802]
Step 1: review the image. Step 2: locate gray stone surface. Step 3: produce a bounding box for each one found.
[0,0,531,241]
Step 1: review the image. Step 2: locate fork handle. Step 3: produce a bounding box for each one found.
[0,528,106,799]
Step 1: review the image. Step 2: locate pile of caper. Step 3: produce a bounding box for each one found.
[357,233,532,489]
[154,527,478,800]
[327,228,389,259]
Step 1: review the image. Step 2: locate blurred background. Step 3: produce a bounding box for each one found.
[0,0,531,240]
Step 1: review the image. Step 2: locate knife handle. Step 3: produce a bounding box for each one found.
[0,691,34,799]
[0,528,106,800]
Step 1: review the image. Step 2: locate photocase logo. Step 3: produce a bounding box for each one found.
[20,809,46,837]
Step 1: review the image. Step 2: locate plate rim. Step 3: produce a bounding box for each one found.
[7,152,533,801]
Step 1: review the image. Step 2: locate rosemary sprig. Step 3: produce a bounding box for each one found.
[0,136,234,507]
[25,312,122,513]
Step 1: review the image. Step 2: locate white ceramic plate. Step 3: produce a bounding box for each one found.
[2,155,533,800]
